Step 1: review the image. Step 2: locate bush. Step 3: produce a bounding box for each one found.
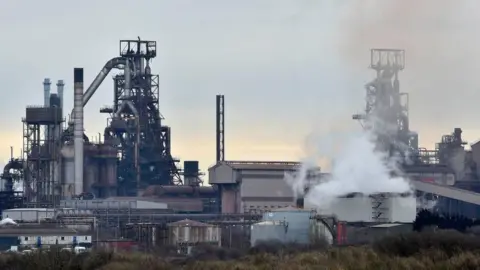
[3,232,480,269]
[373,230,480,257]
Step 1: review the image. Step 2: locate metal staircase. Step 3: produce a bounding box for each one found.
[371,194,389,222]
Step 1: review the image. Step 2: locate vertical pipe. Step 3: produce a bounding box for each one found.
[57,80,65,115]
[336,222,343,245]
[139,58,145,74]
[74,68,84,196]
[43,78,51,107]
[124,60,131,98]
[216,96,220,162]
[43,78,51,140]
[215,95,225,162]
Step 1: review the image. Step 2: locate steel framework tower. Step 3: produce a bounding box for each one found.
[22,105,63,206]
[352,49,417,155]
[103,39,181,196]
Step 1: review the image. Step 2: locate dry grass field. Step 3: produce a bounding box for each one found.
[1,230,480,269]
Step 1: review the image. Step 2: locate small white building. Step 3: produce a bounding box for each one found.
[19,235,92,247]
[0,225,92,249]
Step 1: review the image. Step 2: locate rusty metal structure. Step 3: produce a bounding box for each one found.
[99,39,181,196]
[0,38,212,211]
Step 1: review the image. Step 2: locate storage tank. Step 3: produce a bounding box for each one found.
[61,145,75,198]
[309,219,334,245]
[308,195,373,222]
[167,219,221,255]
[262,207,314,244]
[250,220,287,246]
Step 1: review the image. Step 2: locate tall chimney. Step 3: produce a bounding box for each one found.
[56,79,65,113]
[73,68,84,196]
[43,78,51,140]
[43,78,51,107]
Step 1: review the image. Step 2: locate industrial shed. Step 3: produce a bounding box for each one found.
[3,208,56,222]
[59,198,168,210]
[208,161,301,214]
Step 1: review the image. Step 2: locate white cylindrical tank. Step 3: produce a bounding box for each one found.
[389,196,416,223]
[309,219,334,245]
[250,220,287,246]
[263,207,314,244]
[307,193,417,223]
[61,145,75,198]
[308,195,373,222]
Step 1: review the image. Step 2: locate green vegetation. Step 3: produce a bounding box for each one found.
[2,230,480,269]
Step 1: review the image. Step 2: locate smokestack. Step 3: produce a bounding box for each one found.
[43,78,51,107]
[43,78,52,140]
[56,79,64,113]
[73,68,84,196]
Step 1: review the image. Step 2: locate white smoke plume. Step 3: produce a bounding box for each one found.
[285,126,413,210]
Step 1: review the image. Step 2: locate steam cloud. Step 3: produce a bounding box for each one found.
[284,0,479,211]
[285,127,413,210]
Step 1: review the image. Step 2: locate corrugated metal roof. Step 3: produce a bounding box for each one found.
[413,180,480,206]
[4,208,52,212]
[0,226,81,236]
[370,223,404,228]
[220,160,301,171]
[167,219,210,227]
[103,197,166,203]
[255,220,286,226]
[270,206,312,212]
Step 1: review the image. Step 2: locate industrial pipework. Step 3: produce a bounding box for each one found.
[67,57,135,124]
[73,68,84,196]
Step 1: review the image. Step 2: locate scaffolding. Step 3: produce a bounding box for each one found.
[22,106,64,207]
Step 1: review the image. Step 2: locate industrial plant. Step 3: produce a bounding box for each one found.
[1,41,480,251]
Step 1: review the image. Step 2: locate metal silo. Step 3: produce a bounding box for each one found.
[262,207,315,244]
[250,220,288,246]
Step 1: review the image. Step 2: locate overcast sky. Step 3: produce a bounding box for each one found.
[1,0,480,173]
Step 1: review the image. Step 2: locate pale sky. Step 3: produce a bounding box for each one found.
[1,0,480,174]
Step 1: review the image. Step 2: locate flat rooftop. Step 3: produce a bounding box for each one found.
[0,225,84,236]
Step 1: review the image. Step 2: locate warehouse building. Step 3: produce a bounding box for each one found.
[59,198,168,210]
[0,224,92,250]
[209,161,304,214]
[3,208,56,222]
[59,197,204,213]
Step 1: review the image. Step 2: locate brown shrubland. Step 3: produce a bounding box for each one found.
[2,230,480,269]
